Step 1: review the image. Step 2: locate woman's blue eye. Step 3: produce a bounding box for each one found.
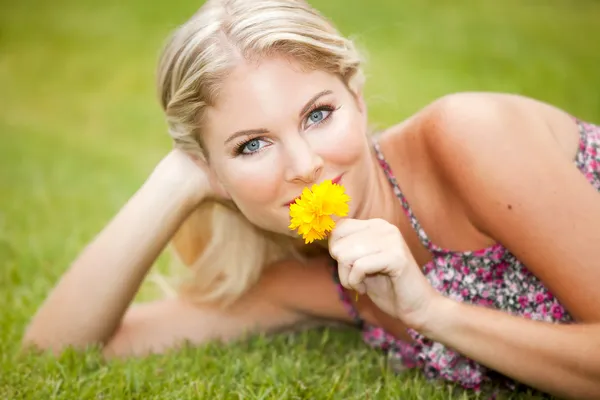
[237,107,334,156]
[307,109,331,126]
[310,110,324,122]
[241,138,266,154]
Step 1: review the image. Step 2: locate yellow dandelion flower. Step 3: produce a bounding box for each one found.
[288,180,351,244]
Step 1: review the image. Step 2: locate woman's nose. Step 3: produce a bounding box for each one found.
[284,138,324,184]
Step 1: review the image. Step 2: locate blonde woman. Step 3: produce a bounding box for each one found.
[24,0,600,398]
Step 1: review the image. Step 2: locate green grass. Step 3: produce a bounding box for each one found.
[1,0,599,398]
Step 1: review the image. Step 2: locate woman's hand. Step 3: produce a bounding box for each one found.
[150,148,214,209]
[328,218,442,330]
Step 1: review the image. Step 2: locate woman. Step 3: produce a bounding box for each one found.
[23,0,600,398]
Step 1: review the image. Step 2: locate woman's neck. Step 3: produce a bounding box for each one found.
[352,144,406,227]
[351,135,434,267]
[304,133,433,267]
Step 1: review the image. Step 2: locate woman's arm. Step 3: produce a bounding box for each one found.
[103,257,353,358]
[23,150,209,353]
[420,93,600,398]
[423,298,600,399]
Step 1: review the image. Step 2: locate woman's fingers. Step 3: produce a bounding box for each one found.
[347,251,390,291]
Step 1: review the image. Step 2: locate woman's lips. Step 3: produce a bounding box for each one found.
[284,174,344,207]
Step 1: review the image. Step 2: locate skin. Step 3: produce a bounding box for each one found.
[202,57,374,234]
[23,56,600,398]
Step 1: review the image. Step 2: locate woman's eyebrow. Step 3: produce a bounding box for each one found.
[223,89,334,145]
[298,89,333,117]
[224,128,268,145]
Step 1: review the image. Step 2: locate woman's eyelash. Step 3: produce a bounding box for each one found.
[233,138,260,156]
[232,102,339,156]
[305,102,338,124]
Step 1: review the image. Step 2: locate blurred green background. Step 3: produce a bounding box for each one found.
[1,0,599,398]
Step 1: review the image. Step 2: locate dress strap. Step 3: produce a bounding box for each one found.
[371,140,437,252]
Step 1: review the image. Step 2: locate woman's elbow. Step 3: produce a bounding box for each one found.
[20,320,105,357]
[21,329,70,357]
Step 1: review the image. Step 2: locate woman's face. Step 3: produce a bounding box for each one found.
[202,56,373,237]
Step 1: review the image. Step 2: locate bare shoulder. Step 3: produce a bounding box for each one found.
[413,92,580,186]
[381,92,578,161]
[379,91,582,217]
[405,92,600,322]
[418,92,577,151]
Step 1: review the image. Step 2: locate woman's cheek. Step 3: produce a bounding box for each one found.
[226,155,284,206]
[314,114,365,166]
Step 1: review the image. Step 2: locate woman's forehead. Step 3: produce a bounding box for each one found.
[205,58,343,132]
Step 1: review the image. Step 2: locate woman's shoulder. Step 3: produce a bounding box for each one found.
[377,91,582,229]
[380,91,578,173]
[411,91,573,141]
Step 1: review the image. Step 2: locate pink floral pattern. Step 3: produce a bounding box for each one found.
[333,118,600,392]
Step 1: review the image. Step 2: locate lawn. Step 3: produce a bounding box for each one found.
[1,0,599,398]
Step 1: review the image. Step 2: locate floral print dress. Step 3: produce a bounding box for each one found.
[333,118,600,392]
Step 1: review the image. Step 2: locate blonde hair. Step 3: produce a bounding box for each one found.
[155,0,365,307]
